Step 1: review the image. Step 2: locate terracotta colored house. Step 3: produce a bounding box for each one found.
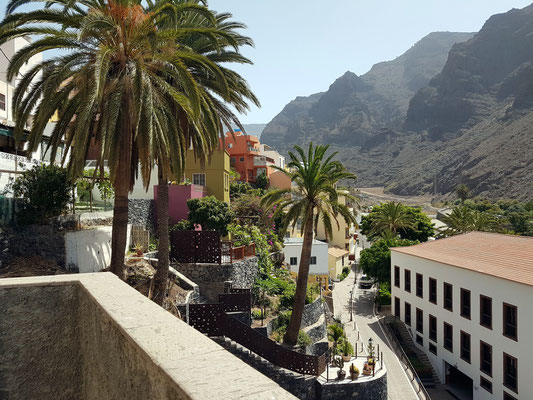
[221,130,272,183]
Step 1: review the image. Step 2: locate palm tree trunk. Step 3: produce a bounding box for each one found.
[152,169,170,306]
[284,211,314,346]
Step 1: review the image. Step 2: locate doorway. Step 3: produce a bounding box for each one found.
[445,361,473,400]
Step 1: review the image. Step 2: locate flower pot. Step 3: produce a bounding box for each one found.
[342,354,351,362]
[337,369,346,380]
[350,372,359,380]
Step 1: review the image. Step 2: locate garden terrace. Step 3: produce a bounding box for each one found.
[0,273,294,400]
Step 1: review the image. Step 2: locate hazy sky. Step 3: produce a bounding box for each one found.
[208,0,533,124]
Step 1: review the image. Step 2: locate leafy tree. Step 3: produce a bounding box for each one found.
[0,0,256,281]
[230,181,263,199]
[262,143,357,346]
[361,203,434,242]
[254,173,270,190]
[455,184,470,205]
[12,165,74,225]
[187,196,234,236]
[359,238,418,285]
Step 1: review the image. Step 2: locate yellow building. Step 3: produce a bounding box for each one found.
[328,246,349,280]
[183,147,230,204]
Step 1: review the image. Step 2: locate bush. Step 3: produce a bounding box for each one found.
[170,219,194,231]
[375,282,391,306]
[297,330,312,347]
[342,266,350,275]
[252,309,268,320]
[187,196,234,236]
[12,164,74,224]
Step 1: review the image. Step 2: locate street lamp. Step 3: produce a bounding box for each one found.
[349,290,353,321]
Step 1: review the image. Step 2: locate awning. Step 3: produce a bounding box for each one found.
[0,128,13,137]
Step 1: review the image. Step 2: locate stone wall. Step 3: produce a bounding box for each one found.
[317,373,387,400]
[0,285,81,400]
[128,199,155,232]
[173,256,258,302]
[301,297,324,328]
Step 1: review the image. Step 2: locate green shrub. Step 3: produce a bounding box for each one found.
[187,196,234,236]
[170,219,194,231]
[252,309,267,320]
[12,164,74,225]
[375,282,391,305]
[342,266,350,275]
[297,330,312,347]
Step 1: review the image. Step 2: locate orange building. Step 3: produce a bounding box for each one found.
[221,129,273,183]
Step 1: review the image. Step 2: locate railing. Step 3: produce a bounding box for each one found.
[376,314,432,400]
[218,290,251,313]
[188,302,326,376]
[170,230,256,265]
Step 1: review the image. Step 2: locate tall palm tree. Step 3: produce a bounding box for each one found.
[262,143,357,346]
[455,184,470,205]
[369,201,415,238]
[1,0,251,279]
[148,2,259,305]
[439,206,501,237]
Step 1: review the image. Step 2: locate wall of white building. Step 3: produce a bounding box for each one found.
[283,238,328,276]
[259,144,285,169]
[391,251,525,400]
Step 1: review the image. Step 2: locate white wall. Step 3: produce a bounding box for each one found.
[391,251,526,400]
[65,225,131,273]
[283,238,328,275]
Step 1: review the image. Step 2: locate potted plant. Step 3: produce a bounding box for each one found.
[134,243,144,257]
[362,362,372,376]
[341,340,354,362]
[367,339,375,361]
[333,356,346,380]
[349,363,359,380]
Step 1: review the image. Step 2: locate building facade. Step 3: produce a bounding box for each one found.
[283,237,329,286]
[222,130,270,183]
[327,246,349,280]
[391,232,531,400]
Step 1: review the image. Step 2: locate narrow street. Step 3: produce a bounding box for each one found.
[332,268,419,400]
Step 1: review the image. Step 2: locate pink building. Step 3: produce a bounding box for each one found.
[154,184,206,225]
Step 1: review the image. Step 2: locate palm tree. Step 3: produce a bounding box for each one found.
[369,201,415,238]
[262,143,357,346]
[455,184,470,205]
[439,206,500,237]
[148,2,259,305]
[1,0,254,279]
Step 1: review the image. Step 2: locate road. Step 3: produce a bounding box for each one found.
[332,269,419,400]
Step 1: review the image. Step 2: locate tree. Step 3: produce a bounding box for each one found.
[455,184,470,205]
[1,0,257,280]
[262,143,357,346]
[359,238,418,285]
[365,201,416,239]
[439,206,501,237]
[361,203,434,242]
[254,172,269,190]
[12,165,74,225]
[187,196,234,236]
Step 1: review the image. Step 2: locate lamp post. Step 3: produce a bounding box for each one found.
[349,290,353,322]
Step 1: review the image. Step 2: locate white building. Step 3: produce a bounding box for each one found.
[283,237,328,278]
[259,144,285,169]
[391,232,532,400]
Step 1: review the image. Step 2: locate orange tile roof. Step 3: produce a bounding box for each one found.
[391,232,533,286]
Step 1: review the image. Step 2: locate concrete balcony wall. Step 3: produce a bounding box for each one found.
[0,273,295,400]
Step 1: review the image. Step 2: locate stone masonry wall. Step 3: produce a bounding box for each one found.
[317,373,387,400]
[128,199,155,232]
[172,256,258,302]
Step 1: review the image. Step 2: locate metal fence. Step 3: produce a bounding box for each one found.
[376,315,432,400]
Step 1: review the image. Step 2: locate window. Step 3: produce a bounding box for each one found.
[228,143,233,149]
[416,308,423,333]
[503,353,518,393]
[416,273,423,298]
[504,391,518,400]
[480,295,492,329]
[416,335,423,346]
[405,302,411,326]
[460,331,471,363]
[405,269,411,292]
[240,157,244,162]
[230,157,236,164]
[443,283,453,311]
[394,297,400,318]
[290,257,297,266]
[480,341,492,377]
[429,315,437,342]
[310,256,317,265]
[0,93,5,111]
[460,289,471,319]
[503,303,517,341]
[192,173,206,187]
[443,322,453,352]
[429,278,437,304]
[429,343,437,355]
[394,266,400,288]
[480,377,492,393]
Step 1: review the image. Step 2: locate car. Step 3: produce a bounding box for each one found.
[359,275,373,289]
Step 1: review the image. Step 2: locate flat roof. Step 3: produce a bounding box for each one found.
[392,232,533,286]
[328,246,349,258]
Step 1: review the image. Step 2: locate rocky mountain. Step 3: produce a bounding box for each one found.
[234,123,267,138]
[261,32,474,149]
[261,4,533,200]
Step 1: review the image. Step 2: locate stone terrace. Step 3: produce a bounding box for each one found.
[0,273,295,400]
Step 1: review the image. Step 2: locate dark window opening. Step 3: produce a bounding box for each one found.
[460,289,471,319]
[404,269,411,292]
[429,278,437,304]
[444,322,453,352]
[444,282,453,311]
[394,297,400,318]
[416,335,423,346]
[480,377,492,393]
[480,295,492,329]
[394,266,400,288]
[503,303,517,341]
[405,302,411,326]
[480,341,492,377]
[503,353,518,393]
[460,331,471,363]
[429,315,437,342]
[429,343,437,355]
[416,273,423,298]
[416,308,423,334]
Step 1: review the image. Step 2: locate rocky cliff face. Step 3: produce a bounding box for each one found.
[261,32,474,149]
[261,4,533,200]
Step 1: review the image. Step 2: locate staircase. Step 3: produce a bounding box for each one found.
[212,336,316,399]
[392,320,440,387]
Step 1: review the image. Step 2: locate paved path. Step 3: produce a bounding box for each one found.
[332,269,419,400]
